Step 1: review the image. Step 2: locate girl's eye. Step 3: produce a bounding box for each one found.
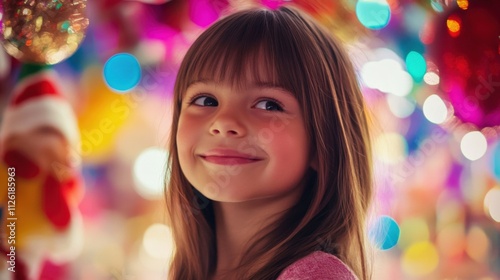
[191,95,218,106]
[255,100,284,112]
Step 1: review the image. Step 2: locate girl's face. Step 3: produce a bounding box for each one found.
[176,62,313,203]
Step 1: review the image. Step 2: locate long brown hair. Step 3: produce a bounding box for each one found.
[165,5,373,280]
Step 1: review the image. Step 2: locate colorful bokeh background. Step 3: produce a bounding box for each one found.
[1,0,499,279]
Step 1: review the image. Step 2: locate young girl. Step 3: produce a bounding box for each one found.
[165,5,373,280]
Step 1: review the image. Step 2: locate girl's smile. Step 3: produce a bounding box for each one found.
[201,155,262,165]
[199,148,264,165]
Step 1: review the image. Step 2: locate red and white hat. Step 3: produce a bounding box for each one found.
[0,70,80,152]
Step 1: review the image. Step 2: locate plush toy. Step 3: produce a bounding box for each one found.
[0,65,84,280]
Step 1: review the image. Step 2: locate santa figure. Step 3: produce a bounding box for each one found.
[0,65,84,280]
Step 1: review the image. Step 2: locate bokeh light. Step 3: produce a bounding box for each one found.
[489,203,500,223]
[436,195,465,230]
[398,218,429,250]
[446,15,461,37]
[356,0,391,30]
[466,226,489,263]
[436,223,466,258]
[430,0,444,12]
[402,4,427,35]
[386,95,416,118]
[133,147,169,200]
[369,215,400,250]
[374,133,408,164]
[422,94,448,124]
[103,53,142,93]
[405,51,426,83]
[142,223,174,260]
[361,59,413,96]
[460,131,487,161]
[402,241,439,277]
[189,0,225,28]
[457,0,469,10]
[484,187,500,222]
[491,142,500,181]
[423,72,440,86]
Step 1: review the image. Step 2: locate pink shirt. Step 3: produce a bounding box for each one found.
[277,251,358,280]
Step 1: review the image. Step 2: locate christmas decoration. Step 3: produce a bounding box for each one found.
[0,65,84,279]
[0,0,89,64]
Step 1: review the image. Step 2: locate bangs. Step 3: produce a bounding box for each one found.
[176,8,309,99]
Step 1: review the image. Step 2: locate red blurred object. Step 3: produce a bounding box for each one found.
[2,150,40,179]
[294,0,336,16]
[42,174,73,230]
[429,0,500,129]
[39,260,70,280]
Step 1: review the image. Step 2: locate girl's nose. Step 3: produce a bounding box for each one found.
[209,110,246,137]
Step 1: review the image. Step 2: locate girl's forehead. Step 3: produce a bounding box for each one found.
[187,55,279,90]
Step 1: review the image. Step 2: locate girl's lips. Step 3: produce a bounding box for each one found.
[200,155,262,165]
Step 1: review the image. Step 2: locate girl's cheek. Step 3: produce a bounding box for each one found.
[177,116,199,144]
[178,115,194,131]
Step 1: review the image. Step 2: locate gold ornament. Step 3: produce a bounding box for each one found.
[0,0,89,65]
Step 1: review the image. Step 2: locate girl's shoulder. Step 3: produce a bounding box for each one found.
[276,251,358,280]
